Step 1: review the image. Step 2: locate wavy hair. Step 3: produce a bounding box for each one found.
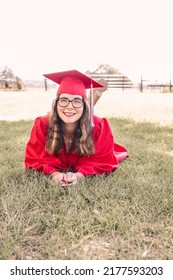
[45,98,95,155]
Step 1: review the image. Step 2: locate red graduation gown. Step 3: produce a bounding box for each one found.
[24,115,128,176]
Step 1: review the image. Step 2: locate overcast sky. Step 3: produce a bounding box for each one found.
[0,0,173,82]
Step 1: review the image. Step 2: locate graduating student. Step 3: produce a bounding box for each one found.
[24,70,128,186]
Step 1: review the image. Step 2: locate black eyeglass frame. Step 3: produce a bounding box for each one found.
[56,97,85,108]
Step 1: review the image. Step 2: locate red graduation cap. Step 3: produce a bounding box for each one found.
[43,69,103,99]
[43,69,104,126]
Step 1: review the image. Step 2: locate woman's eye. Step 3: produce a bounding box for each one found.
[74,99,82,104]
[60,99,68,104]
[61,99,68,102]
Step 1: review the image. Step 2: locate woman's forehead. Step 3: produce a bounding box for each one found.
[60,93,82,99]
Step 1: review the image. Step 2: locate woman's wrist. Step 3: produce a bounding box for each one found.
[51,171,61,179]
[76,172,85,179]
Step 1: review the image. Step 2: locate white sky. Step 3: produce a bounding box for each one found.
[0,0,173,82]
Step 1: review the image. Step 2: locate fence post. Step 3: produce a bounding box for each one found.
[122,76,124,91]
[140,75,143,92]
[44,78,47,91]
[169,80,172,92]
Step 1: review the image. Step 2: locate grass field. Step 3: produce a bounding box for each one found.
[0,118,173,260]
[1,89,173,126]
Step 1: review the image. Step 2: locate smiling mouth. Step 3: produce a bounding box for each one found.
[64,112,76,117]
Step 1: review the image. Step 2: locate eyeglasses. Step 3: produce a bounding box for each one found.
[57,97,84,108]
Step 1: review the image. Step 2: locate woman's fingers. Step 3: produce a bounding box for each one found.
[52,172,82,187]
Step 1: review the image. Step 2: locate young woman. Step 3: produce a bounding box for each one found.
[24,70,128,186]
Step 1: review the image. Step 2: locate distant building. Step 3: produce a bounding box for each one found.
[0,77,23,90]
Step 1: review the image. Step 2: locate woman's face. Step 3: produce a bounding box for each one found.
[57,93,84,124]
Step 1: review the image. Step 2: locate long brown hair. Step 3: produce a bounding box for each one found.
[45,98,95,155]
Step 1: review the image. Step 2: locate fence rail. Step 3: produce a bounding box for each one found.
[140,76,173,92]
[88,74,133,90]
[89,74,173,92]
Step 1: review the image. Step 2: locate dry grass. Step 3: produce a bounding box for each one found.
[0,89,173,126]
[0,119,173,260]
[0,89,173,260]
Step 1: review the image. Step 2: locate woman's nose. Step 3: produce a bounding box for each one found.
[66,101,74,109]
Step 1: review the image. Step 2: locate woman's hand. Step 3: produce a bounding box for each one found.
[51,171,84,186]
[94,78,108,93]
[51,172,65,185]
[93,79,108,106]
[62,172,84,186]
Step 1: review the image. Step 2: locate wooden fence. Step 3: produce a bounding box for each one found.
[140,76,173,92]
[44,74,173,93]
[88,74,134,90]
[89,74,173,92]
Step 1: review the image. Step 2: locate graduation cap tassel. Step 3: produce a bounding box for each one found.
[89,81,94,127]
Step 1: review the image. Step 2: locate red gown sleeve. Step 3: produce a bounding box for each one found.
[75,117,128,176]
[24,116,64,174]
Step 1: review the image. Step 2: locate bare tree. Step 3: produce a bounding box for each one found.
[0,66,14,79]
[86,64,121,75]
[0,66,23,89]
